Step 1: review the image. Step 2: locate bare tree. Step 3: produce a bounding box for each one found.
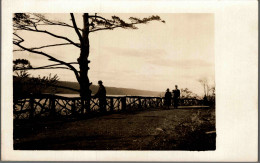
[198,78,215,98]
[180,88,199,99]
[198,78,209,97]
[13,13,165,114]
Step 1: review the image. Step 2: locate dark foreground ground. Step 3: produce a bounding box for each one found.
[14,107,216,150]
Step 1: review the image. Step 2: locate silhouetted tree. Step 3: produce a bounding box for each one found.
[207,85,215,106]
[13,13,165,114]
[13,58,32,78]
[198,78,214,98]
[198,78,215,106]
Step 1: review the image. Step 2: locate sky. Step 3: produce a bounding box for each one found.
[13,13,215,96]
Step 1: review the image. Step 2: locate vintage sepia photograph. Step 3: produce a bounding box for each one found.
[12,13,216,150]
[1,0,258,161]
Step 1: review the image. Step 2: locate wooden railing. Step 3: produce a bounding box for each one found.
[13,94,204,120]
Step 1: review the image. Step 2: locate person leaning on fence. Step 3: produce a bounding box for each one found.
[164,88,172,109]
[94,80,107,113]
[173,85,180,109]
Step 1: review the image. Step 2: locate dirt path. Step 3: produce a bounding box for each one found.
[14,107,215,150]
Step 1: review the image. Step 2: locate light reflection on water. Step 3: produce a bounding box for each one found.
[55,94,157,97]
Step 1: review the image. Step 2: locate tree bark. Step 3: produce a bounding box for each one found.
[78,13,92,114]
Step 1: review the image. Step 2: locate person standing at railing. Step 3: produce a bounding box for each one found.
[203,95,208,106]
[94,80,107,113]
[164,88,172,109]
[173,85,180,109]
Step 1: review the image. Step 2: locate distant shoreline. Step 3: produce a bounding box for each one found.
[14,76,163,97]
[54,93,161,98]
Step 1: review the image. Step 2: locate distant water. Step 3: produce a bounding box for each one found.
[55,93,159,97]
[55,93,80,97]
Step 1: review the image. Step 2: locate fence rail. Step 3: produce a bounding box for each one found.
[13,94,204,120]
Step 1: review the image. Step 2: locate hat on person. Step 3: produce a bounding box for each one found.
[98,80,103,84]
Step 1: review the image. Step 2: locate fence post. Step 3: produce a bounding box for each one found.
[151,98,155,108]
[121,97,126,111]
[147,98,150,108]
[29,96,34,119]
[110,97,114,112]
[149,98,152,108]
[144,97,147,108]
[71,99,76,115]
[50,96,56,117]
[138,97,142,109]
[156,98,159,107]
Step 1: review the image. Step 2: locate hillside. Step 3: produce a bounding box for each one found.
[13,76,163,97]
[52,81,163,97]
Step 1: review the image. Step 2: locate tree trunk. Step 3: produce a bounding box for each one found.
[78,13,92,114]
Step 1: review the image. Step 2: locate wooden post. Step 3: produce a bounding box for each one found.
[121,97,126,111]
[110,97,114,112]
[71,99,76,115]
[50,96,56,117]
[156,98,159,107]
[29,96,34,119]
[144,97,147,108]
[138,97,142,109]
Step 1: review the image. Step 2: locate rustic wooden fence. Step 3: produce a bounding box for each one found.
[13,94,204,120]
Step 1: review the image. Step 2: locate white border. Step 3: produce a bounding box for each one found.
[2,0,258,161]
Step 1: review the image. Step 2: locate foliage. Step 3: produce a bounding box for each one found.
[13,59,59,97]
[89,14,165,31]
[180,88,199,99]
[13,58,32,78]
[174,109,216,150]
[145,108,216,150]
[198,78,215,106]
[13,74,59,97]
[207,86,215,106]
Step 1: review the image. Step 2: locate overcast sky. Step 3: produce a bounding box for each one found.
[13,13,215,96]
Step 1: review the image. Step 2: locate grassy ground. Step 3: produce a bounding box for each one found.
[14,107,215,150]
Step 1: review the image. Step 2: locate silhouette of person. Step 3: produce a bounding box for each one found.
[94,80,107,113]
[173,85,180,108]
[203,95,208,105]
[164,88,172,109]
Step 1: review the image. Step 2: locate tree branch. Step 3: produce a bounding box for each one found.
[47,83,80,92]
[13,34,80,82]
[13,43,78,52]
[37,23,83,31]
[89,15,165,33]
[89,25,131,33]
[32,13,83,31]
[29,82,80,93]
[15,67,70,70]
[13,33,24,43]
[89,15,108,23]
[17,26,80,48]
[14,62,79,71]
[70,13,83,45]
